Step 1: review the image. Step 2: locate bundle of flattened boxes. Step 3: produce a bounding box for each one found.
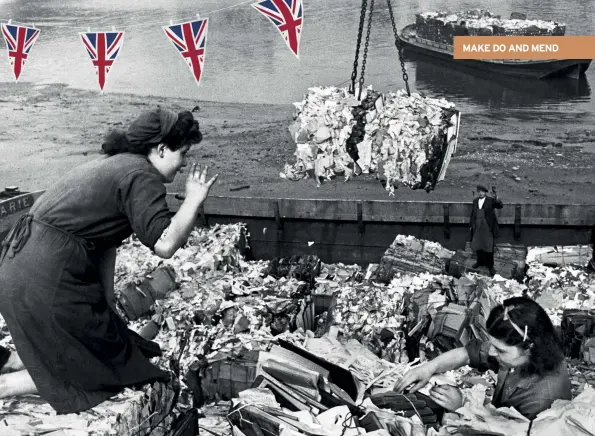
[415,9,566,46]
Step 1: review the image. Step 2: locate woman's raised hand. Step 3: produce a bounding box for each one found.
[186,163,218,204]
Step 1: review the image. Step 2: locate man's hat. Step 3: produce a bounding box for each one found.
[476,185,489,193]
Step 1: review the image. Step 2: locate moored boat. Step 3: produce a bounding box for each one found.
[399,24,591,80]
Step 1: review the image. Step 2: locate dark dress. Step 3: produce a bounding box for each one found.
[466,339,572,420]
[0,153,173,414]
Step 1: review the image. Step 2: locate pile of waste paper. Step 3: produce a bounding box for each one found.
[415,9,566,45]
[525,262,595,325]
[282,86,460,195]
[1,226,594,435]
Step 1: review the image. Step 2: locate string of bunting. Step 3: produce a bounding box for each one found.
[0,0,304,92]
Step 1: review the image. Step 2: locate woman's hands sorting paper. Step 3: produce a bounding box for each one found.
[429,385,464,412]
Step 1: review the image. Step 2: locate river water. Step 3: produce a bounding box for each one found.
[0,0,594,117]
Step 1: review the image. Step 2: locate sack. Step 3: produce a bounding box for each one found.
[118,282,156,321]
[145,266,177,299]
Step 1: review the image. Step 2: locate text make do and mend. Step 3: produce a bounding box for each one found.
[463,43,560,53]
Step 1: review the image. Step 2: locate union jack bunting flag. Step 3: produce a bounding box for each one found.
[1,23,41,82]
[79,31,124,92]
[252,0,303,58]
[163,19,208,87]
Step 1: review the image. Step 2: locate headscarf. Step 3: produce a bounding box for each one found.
[125,107,178,145]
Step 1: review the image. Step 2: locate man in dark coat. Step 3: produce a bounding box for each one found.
[470,185,503,276]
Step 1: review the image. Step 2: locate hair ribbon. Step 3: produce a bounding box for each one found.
[502,306,530,342]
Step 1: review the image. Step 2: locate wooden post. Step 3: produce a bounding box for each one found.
[273,200,283,258]
[514,204,522,241]
[357,201,364,235]
[443,203,451,239]
[198,204,208,227]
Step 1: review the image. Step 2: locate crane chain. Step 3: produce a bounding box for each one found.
[350,0,368,94]
[357,0,375,100]
[386,0,411,96]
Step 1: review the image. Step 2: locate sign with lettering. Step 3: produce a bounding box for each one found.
[453,36,595,60]
[0,194,34,218]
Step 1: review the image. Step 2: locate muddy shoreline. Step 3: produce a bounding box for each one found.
[1,82,594,205]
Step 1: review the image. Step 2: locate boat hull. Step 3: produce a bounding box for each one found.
[399,24,591,80]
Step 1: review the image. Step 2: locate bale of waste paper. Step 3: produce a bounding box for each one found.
[283,86,461,195]
[419,9,566,37]
[0,380,176,435]
[374,235,455,283]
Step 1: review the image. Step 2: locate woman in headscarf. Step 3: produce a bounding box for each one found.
[394,297,571,420]
[0,107,218,414]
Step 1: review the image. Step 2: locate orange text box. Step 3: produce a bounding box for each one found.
[453,36,595,59]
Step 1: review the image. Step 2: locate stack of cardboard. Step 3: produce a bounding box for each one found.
[426,278,496,354]
[227,333,439,436]
[527,245,592,268]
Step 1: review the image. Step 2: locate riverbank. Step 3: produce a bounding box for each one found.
[1,82,594,204]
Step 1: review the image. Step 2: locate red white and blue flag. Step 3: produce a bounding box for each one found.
[1,23,41,82]
[79,31,124,92]
[163,19,208,87]
[252,0,303,58]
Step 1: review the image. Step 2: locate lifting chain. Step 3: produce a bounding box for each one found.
[350,0,411,97]
[386,0,411,96]
[350,0,368,95]
[357,0,375,100]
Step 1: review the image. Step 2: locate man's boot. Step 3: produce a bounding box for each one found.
[472,251,481,269]
[487,252,496,276]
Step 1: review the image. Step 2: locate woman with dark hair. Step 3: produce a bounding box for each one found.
[394,296,571,420]
[0,107,218,413]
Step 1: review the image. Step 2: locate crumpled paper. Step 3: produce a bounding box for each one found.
[443,385,530,435]
[115,223,249,291]
[531,384,595,435]
[444,384,595,436]
[283,86,458,194]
